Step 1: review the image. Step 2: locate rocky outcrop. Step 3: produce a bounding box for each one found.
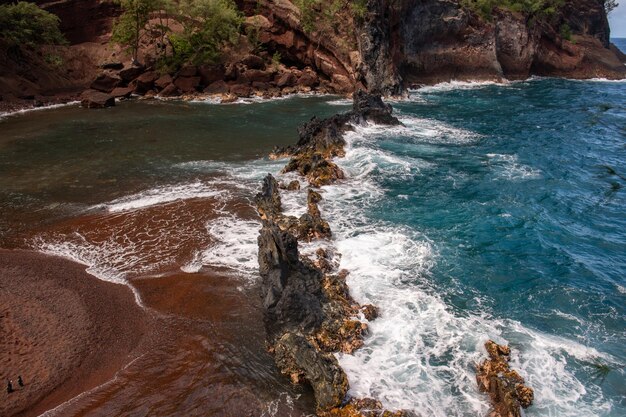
[356,0,403,95]
[275,90,400,187]
[256,93,407,416]
[36,0,120,44]
[80,89,114,108]
[256,189,349,411]
[396,0,624,84]
[255,174,331,241]
[476,340,534,417]
[238,0,361,93]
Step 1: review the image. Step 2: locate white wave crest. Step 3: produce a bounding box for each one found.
[183,215,261,277]
[307,125,615,416]
[414,80,506,94]
[32,235,145,306]
[97,181,228,212]
[0,101,80,120]
[486,153,542,180]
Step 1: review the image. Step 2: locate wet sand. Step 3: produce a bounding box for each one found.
[38,271,316,417]
[0,249,155,417]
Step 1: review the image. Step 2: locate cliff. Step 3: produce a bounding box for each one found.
[365,0,625,91]
[0,0,623,109]
[241,0,624,93]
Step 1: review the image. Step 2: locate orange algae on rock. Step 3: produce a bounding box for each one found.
[476,340,534,417]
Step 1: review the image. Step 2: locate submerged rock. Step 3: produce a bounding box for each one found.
[476,340,534,417]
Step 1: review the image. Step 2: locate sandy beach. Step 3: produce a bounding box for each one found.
[0,249,154,417]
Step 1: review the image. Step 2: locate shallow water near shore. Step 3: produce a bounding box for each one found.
[1,80,625,416]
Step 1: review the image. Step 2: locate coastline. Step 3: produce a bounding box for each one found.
[0,249,155,417]
[3,73,626,119]
[1,77,623,416]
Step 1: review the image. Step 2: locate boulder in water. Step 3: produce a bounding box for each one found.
[80,89,114,109]
[476,340,534,417]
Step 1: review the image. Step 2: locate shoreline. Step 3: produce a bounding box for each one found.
[0,249,155,417]
[3,74,626,119]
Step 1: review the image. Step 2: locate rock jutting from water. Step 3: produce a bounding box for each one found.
[272,91,401,187]
[476,340,534,417]
[256,92,410,416]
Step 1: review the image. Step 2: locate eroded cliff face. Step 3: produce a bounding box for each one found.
[394,0,625,86]
[245,0,624,93]
[1,0,623,109]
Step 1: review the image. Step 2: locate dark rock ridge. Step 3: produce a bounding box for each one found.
[356,0,404,95]
[256,92,409,416]
[476,340,534,417]
[274,91,400,187]
[258,93,535,417]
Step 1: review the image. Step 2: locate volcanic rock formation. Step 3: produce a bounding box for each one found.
[256,92,409,416]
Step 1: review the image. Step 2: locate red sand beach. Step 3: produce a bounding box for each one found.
[0,249,154,417]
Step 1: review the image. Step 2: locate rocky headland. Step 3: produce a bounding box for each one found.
[255,91,534,416]
[255,91,403,416]
[1,0,624,112]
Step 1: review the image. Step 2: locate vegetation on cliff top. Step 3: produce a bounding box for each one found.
[0,2,66,51]
[460,0,566,19]
[112,0,242,70]
[462,0,619,20]
[294,0,367,34]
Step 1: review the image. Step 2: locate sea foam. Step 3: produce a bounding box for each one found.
[312,119,616,416]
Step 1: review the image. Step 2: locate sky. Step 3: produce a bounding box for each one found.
[609,2,626,37]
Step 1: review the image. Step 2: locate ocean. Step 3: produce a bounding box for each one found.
[1,76,625,416]
[612,37,626,53]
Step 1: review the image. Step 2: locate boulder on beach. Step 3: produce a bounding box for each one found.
[110,87,133,99]
[119,65,145,82]
[90,73,121,93]
[174,76,201,93]
[159,83,181,97]
[80,89,115,109]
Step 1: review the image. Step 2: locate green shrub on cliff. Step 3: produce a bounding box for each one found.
[0,2,66,50]
[112,0,241,68]
[294,0,368,33]
[179,0,242,63]
[112,0,155,62]
[604,0,619,14]
[351,0,368,19]
[461,0,566,20]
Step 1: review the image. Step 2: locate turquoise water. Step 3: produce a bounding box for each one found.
[325,79,626,416]
[1,80,625,416]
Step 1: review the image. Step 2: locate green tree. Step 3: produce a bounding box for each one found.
[0,2,66,50]
[178,0,243,64]
[111,0,156,63]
